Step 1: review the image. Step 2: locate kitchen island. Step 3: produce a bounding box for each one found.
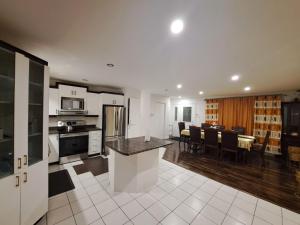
[106,136,172,192]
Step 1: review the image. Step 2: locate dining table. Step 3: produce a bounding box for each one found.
[181,129,256,151]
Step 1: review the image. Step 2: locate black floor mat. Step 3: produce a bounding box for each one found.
[73,156,108,176]
[49,169,75,198]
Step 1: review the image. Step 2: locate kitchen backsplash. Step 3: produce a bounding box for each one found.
[49,116,98,127]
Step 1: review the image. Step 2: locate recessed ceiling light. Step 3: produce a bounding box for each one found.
[231,74,240,81]
[244,86,251,91]
[199,91,204,95]
[170,19,184,34]
[178,96,182,99]
[177,84,182,89]
[107,63,114,67]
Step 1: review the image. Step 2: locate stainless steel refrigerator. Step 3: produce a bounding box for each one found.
[102,105,126,154]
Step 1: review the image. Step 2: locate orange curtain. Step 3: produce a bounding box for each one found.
[217,97,255,135]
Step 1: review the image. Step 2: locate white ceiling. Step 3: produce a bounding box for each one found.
[1,0,300,98]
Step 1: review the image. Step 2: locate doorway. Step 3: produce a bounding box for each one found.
[151,102,166,139]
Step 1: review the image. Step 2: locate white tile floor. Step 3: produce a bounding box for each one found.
[39,155,300,225]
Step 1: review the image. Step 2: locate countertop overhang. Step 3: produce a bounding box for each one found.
[105,136,173,156]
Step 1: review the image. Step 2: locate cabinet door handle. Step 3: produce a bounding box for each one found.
[17,158,22,169]
[16,176,20,187]
[24,155,28,166]
[75,90,76,95]
[24,172,28,183]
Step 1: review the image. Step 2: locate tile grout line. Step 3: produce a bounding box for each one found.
[65,166,103,225]
[220,188,239,225]
[188,182,219,225]
[251,198,258,225]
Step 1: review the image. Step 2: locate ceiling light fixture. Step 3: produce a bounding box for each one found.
[170,19,184,34]
[244,86,251,91]
[199,91,204,95]
[177,84,182,89]
[231,74,240,81]
[178,96,182,99]
[107,63,114,67]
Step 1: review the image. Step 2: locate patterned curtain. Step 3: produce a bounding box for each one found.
[205,99,219,124]
[253,96,282,154]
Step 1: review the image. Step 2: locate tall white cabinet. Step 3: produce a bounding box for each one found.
[0,43,49,225]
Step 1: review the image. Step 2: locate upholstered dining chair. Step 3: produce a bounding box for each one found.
[204,128,219,158]
[178,122,187,150]
[232,126,245,135]
[215,125,225,131]
[189,126,202,153]
[251,131,271,167]
[220,130,239,162]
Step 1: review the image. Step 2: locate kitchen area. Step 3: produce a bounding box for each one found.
[48,82,126,165]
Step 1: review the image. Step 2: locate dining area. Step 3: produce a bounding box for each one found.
[163,95,300,213]
[177,122,268,165]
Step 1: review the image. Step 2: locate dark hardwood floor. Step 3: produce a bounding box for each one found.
[163,141,300,213]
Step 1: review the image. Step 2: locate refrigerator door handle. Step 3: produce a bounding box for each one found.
[114,108,117,133]
[116,108,119,135]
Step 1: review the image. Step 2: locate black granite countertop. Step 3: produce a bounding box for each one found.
[105,136,173,156]
[49,125,101,134]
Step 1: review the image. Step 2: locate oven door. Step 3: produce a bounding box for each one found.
[59,132,88,157]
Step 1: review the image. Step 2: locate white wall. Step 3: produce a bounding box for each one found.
[123,87,142,138]
[123,88,171,139]
[169,97,206,137]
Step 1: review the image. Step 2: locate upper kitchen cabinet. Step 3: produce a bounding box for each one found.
[28,60,44,165]
[0,41,49,225]
[0,46,15,179]
[86,92,100,115]
[59,84,87,99]
[100,93,124,106]
[49,88,59,115]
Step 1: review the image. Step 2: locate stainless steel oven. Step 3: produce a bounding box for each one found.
[59,132,88,164]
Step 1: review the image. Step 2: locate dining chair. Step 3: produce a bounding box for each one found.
[220,130,239,162]
[204,128,219,158]
[251,131,271,167]
[178,122,187,150]
[215,125,225,131]
[232,126,245,135]
[201,123,211,129]
[189,126,202,153]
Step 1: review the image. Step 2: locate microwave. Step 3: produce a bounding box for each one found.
[61,97,85,111]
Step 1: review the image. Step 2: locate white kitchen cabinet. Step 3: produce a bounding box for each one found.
[0,175,21,225]
[88,130,102,155]
[86,92,100,115]
[100,93,124,105]
[48,134,59,163]
[0,44,49,225]
[21,160,48,225]
[59,84,87,99]
[49,88,59,115]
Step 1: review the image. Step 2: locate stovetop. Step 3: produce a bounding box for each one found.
[49,125,101,135]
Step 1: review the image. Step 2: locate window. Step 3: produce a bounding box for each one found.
[174,107,178,121]
[183,107,192,122]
